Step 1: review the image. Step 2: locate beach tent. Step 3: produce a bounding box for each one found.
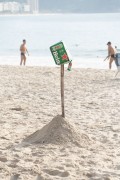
[115,53,120,77]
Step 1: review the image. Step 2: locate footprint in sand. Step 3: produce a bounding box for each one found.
[36,174,44,180]
[7,159,19,168]
[10,107,23,111]
[43,169,69,177]
[0,156,8,162]
[116,165,120,170]
[10,174,20,180]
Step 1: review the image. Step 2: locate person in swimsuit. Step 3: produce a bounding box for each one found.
[20,39,29,66]
[106,42,116,69]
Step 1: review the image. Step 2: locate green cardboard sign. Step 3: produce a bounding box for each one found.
[50,41,71,65]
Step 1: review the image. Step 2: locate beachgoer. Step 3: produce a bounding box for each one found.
[106,41,116,69]
[20,39,29,66]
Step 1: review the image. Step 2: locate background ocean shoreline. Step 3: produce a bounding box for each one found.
[0,56,117,70]
[0,13,120,69]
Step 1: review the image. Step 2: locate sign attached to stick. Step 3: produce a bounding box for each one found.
[50,41,72,118]
[50,41,72,65]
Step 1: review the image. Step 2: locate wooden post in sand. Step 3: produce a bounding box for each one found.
[61,64,65,118]
[50,41,72,118]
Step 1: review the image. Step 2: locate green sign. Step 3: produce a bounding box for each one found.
[50,41,71,65]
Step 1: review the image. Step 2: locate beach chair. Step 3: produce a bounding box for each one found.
[115,53,120,77]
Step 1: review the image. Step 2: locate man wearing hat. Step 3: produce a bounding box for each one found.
[106,41,116,69]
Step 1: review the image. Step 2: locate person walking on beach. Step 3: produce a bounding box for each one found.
[20,39,29,66]
[105,42,116,69]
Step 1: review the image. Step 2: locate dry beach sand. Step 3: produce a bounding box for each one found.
[0,65,120,180]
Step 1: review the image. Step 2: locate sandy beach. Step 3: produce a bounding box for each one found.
[0,65,120,180]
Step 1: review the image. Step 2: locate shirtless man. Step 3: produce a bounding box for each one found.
[106,42,116,69]
[20,39,29,66]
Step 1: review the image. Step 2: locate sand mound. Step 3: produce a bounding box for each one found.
[23,115,90,147]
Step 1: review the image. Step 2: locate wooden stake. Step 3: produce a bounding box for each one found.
[61,64,65,118]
